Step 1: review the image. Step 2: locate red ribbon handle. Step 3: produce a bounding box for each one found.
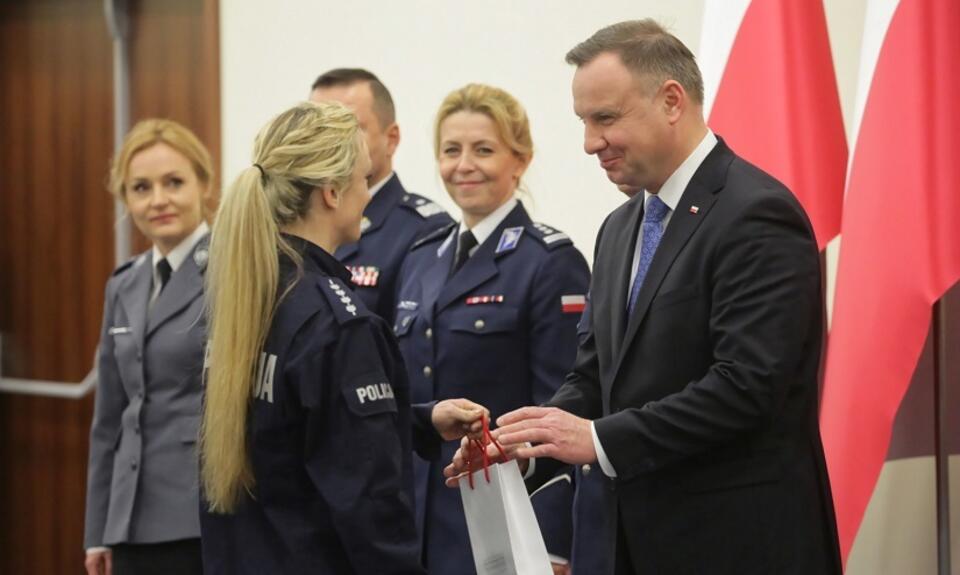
[466,414,508,490]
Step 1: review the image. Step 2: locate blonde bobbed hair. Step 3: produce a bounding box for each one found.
[108,118,214,200]
[201,101,363,513]
[433,83,534,167]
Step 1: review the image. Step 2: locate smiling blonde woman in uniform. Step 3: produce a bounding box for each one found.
[84,119,213,575]
[393,84,591,574]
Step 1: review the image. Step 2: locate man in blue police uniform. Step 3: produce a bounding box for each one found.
[310,69,453,319]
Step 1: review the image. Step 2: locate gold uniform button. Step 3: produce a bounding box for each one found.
[581,463,592,475]
[474,319,485,331]
[425,328,433,339]
[423,366,433,378]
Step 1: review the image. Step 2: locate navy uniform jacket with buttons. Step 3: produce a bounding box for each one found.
[335,173,453,319]
[571,463,616,574]
[84,236,209,549]
[200,236,430,575]
[569,299,617,575]
[393,202,590,573]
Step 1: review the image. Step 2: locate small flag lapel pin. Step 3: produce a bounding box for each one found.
[689,205,700,214]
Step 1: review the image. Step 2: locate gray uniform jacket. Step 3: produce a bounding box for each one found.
[83,236,208,548]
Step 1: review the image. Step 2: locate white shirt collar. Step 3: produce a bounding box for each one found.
[459,196,518,249]
[643,130,717,211]
[368,171,394,199]
[152,221,209,273]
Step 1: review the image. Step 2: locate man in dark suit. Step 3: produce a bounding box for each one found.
[447,19,842,575]
[310,69,452,319]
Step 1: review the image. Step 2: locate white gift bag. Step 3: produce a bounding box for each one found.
[459,458,553,575]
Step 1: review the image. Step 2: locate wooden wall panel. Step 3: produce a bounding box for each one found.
[0,0,219,573]
[128,0,221,252]
[0,2,114,574]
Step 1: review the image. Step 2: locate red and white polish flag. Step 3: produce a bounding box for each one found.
[561,295,586,314]
[820,0,960,568]
[700,0,847,250]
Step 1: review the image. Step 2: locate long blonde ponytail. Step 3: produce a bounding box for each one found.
[201,102,362,513]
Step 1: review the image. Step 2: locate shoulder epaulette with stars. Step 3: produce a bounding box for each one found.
[318,276,369,325]
[411,221,457,251]
[524,222,573,251]
[399,192,447,219]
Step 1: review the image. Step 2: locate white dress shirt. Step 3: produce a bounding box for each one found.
[438,196,518,257]
[460,196,518,252]
[149,221,210,307]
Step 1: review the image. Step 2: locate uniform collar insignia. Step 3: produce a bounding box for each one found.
[495,226,524,254]
[193,246,209,269]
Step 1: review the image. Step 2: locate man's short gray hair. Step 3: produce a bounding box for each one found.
[566,19,704,104]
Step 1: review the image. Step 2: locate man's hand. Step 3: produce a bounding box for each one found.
[84,549,112,575]
[431,398,489,441]
[443,405,597,486]
[443,435,527,487]
[493,406,597,464]
[552,562,571,575]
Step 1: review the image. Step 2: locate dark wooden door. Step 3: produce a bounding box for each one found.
[0,1,218,573]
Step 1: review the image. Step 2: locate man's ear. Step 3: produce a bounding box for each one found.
[385,122,400,158]
[661,80,685,125]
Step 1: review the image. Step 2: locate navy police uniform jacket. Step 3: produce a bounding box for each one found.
[336,173,453,319]
[201,236,429,575]
[570,462,616,575]
[393,201,590,573]
[568,300,617,575]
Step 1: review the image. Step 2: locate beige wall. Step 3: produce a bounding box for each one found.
[221,1,863,265]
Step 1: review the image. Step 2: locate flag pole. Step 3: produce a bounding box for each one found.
[933,298,951,575]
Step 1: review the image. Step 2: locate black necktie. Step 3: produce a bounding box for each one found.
[157,258,172,293]
[450,230,478,277]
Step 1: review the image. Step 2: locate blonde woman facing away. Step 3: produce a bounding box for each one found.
[84,119,214,575]
[198,101,486,575]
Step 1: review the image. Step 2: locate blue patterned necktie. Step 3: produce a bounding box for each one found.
[627,195,670,315]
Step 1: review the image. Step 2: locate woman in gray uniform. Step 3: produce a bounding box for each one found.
[84,119,214,575]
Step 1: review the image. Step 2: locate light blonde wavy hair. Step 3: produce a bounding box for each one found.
[108,118,214,201]
[201,101,363,513]
[433,83,534,192]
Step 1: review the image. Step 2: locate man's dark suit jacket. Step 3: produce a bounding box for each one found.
[544,139,842,574]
